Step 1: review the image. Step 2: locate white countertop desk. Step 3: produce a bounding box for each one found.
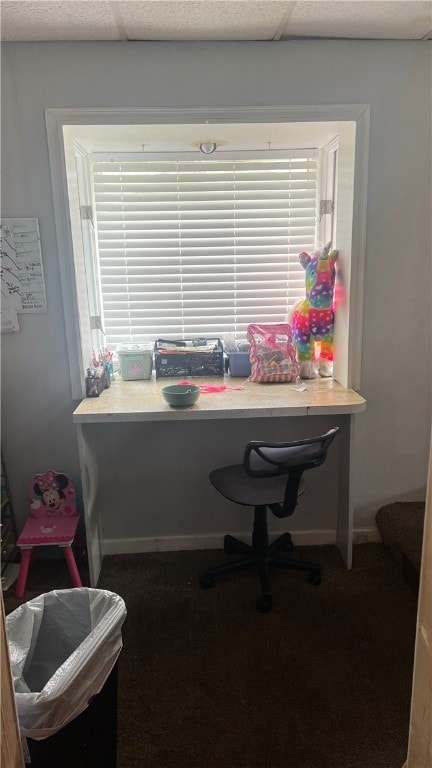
[73,376,365,585]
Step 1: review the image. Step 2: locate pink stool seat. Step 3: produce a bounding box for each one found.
[16,470,83,599]
[17,516,79,547]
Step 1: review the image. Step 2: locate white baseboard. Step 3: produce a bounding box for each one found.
[102,527,381,556]
[353,527,382,544]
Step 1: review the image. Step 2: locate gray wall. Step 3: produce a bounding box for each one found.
[1,40,431,538]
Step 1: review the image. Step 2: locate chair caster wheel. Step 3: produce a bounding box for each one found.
[280,533,294,552]
[256,595,273,613]
[308,572,321,586]
[200,574,214,589]
[223,536,238,555]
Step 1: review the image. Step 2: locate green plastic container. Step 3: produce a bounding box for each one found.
[117,343,153,380]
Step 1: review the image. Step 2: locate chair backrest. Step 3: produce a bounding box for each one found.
[243,428,339,518]
[29,470,77,519]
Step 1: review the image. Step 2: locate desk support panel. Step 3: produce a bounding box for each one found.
[77,424,103,586]
[336,415,355,569]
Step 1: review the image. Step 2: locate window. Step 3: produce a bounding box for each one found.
[53,108,368,397]
[91,153,319,347]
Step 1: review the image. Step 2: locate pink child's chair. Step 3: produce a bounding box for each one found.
[15,470,83,599]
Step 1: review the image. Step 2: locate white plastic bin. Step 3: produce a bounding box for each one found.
[116,343,153,380]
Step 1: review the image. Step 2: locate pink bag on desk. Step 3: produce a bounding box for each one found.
[247,323,300,383]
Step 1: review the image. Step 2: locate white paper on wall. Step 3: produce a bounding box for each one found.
[1,220,23,311]
[0,218,47,313]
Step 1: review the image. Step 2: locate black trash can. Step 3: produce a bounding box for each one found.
[6,588,127,768]
[25,663,118,767]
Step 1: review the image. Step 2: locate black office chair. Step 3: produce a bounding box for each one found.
[200,427,339,612]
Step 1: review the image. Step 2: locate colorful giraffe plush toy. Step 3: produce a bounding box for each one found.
[290,242,338,379]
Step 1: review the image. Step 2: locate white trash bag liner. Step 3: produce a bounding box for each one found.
[6,588,127,740]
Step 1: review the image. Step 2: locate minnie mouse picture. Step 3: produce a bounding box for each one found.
[30,471,76,517]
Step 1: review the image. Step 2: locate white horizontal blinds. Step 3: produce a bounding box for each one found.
[92,157,318,346]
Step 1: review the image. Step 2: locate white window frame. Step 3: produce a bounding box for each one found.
[319,136,339,247]
[46,105,369,399]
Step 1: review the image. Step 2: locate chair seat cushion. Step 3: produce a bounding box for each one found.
[17,516,79,546]
[210,464,305,507]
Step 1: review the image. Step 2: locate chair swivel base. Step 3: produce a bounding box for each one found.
[200,532,321,613]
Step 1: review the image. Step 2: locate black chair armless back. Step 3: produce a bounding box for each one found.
[244,428,339,476]
[244,428,339,518]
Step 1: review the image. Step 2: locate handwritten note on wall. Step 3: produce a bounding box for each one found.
[0,218,47,313]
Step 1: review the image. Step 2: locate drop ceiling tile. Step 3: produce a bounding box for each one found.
[115,0,292,41]
[283,0,432,40]
[0,1,121,41]
[0,0,430,42]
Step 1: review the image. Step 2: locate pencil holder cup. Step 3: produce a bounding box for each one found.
[86,370,106,397]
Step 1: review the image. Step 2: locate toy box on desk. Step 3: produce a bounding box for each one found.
[117,343,153,380]
[155,338,224,378]
[227,352,251,377]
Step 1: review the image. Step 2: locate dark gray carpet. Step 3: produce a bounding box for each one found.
[4,544,417,768]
